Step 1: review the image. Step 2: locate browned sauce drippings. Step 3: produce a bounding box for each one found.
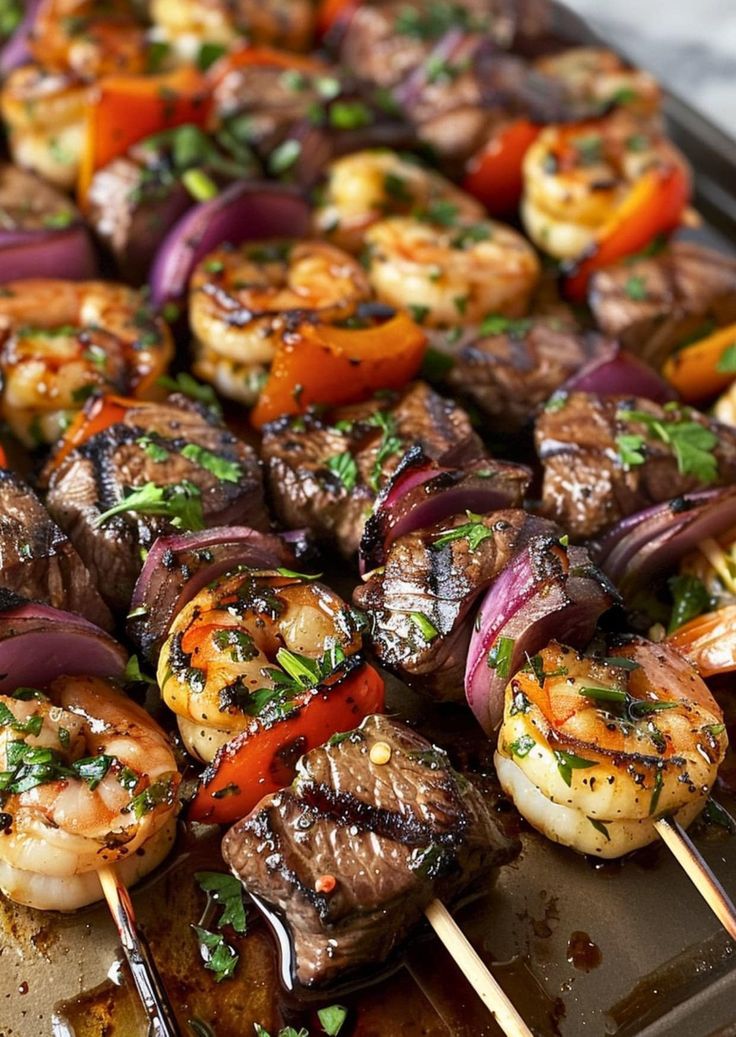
[565,931,602,973]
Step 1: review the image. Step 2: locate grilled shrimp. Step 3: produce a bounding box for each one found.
[190,240,371,404]
[363,215,539,327]
[495,638,727,858]
[313,149,486,254]
[535,47,661,119]
[522,110,688,259]
[0,677,180,911]
[150,0,314,50]
[27,0,147,79]
[1,66,89,189]
[158,569,361,762]
[0,280,173,446]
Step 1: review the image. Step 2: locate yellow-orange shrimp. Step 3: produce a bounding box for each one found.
[159,570,362,762]
[495,638,726,857]
[0,677,180,911]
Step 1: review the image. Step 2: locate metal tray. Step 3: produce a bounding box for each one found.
[2,4,736,1036]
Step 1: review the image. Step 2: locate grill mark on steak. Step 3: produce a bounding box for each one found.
[223,714,518,987]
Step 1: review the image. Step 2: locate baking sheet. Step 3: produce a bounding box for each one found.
[2,4,736,1035]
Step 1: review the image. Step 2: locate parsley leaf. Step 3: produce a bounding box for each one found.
[0,702,42,737]
[554,749,597,787]
[181,444,242,483]
[409,612,438,641]
[433,512,493,551]
[487,635,515,681]
[325,451,358,492]
[94,481,205,531]
[318,1005,348,1036]
[667,573,711,633]
[195,871,247,933]
[480,314,533,337]
[192,926,238,982]
[157,372,222,415]
[717,343,736,373]
[617,406,718,482]
[508,734,535,758]
[624,275,648,300]
[616,432,646,469]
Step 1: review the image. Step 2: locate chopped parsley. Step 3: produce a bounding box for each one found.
[192,926,239,982]
[325,451,358,492]
[94,481,205,531]
[624,275,648,300]
[616,405,718,482]
[366,410,403,491]
[269,139,301,175]
[433,512,493,551]
[409,612,439,642]
[329,101,373,130]
[480,315,533,337]
[137,435,169,463]
[318,1005,348,1035]
[488,635,516,681]
[157,373,222,414]
[508,734,535,758]
[716,343,736,373]
[588,817,611,841]
[125,777,176,819]
[181,444,242,483]
[667,573,711,633]
[0,702,42,737]
[421,199,459,226]
[553,749,597,787]
[195,871,247,933]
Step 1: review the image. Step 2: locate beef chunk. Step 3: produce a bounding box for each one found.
[535,392,736,539]
[354,509,555,699]
[44,398,267,612]
[445,316,602,432]
[261,382,485,557]
[223,713,518,987]
[0,469,112,629]
[589,243,736,367]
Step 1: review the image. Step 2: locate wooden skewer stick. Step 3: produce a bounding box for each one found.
[98,865,183,1037]
[424,899,533,1037]
[654,816,736,941]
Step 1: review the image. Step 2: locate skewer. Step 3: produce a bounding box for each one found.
[98,865,182,1037]
[654,816,736,940]
[423,899,533,1037]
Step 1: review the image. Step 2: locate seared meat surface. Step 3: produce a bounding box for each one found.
[0,469,112,629]
[45,397,267,612]
[223,713,518,987]
[354,509,553,699]
[536,392,736,539]
[446,316,603,431]
[261,382,485,557]
[589,243,736,367]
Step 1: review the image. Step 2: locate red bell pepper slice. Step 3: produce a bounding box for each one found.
[207,44,327,83]
[562,162,691,302]
[250,312,427,429]
[462,119,541,216]
[47,395,137,474]
[188,660,385,824]
[316,0,361,37]
[78,66,212,205]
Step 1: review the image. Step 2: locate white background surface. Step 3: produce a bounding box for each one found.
[562,0,736,137]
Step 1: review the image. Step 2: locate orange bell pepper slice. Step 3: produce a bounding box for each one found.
[462,119,541,216]
[563,162,691,303]
[251,312,427,429]
[316,0,360,37]
[47,395,137,474]
[662,322,736,403]
[667,605,736,678]
[78,66,212,205]
[206,44,327,84]
[0,445,7,469]
[189,661,385,823]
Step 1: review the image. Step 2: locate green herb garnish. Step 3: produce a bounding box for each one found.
[554,749,597,787]
[95,481,205,531]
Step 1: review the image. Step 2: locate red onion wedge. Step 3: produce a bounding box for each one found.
[0,224,97,282]
[465,540,616,735]
[128,526,304,662]
[0,593,126,692]
[594,487,736,598]
[359,446,531,573]
[560,340,677,404]
[0,0,41,75]
[149,181,310,309]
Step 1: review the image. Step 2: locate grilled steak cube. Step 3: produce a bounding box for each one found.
[589,243,736,367]
[223,713,519,988]
[261,382,485,557]
[535,392,736,539]
[354,509,554,700]
[0,469,112,629]
[44,397,267,612]
[446,316,602,432]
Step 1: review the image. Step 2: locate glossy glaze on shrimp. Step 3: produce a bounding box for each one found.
[313,149,486,254]
[28,0,147,79]
[522,109,690,260]
[0,280,173,445]
[150,0,314,50]
[535,47,661,120]
[190,239,371,403]
[158,569,362,762]
[495,638,727,858]
[0,677,180,911]
[363,215,540,327]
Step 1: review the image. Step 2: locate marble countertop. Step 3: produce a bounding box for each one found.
[562,0,736,138]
